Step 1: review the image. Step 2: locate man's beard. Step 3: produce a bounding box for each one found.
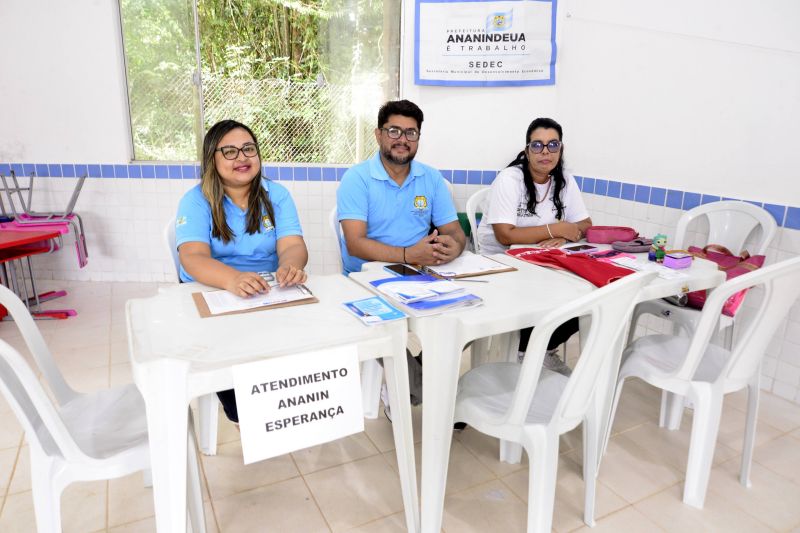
[381,144,416,165]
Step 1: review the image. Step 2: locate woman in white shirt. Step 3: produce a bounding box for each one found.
[477,117,593,374]
[478,117,592,253]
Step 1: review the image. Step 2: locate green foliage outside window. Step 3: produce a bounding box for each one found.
[120,0,400,164]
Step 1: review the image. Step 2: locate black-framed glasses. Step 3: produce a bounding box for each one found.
[380,127,420,141]
[215,143,259,160]
[527,140,562,154]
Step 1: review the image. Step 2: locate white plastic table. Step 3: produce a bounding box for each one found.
[126,275,418,533]
[350,252,725,533]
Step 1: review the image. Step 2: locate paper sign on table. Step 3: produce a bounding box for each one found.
[232,345,364,464]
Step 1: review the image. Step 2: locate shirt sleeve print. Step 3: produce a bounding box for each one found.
[175,189,212,246]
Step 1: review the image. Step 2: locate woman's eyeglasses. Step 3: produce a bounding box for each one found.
[216,143,259,160]
[527,140,562,154]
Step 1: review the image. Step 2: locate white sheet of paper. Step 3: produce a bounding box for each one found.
[232,345,364,464]
[611,257,688,280]
[425,251,510,277]
[202,284,311,315]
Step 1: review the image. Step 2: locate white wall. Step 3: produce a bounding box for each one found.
[402,0,800,205]
[0,1,132,162]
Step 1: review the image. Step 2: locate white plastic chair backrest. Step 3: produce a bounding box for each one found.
[163,217,180,278]
[507,271,657,432]
[0,284,76,406]
[466,188,490,254]
[673,201,777,255]
[671,256,800,384]
[0,285,84,460]
[442,177,455,204]
[329,206,344,272]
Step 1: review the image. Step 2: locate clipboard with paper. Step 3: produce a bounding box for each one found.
[192,283,318,318]
[422,251,516,278]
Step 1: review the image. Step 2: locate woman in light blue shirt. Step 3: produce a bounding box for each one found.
[175,119,308,422]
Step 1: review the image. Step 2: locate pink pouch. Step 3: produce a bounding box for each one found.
[585,226,638,244]
[685,245,765,317]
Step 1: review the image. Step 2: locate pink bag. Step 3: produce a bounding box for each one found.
[685,245,765,317]
[585,226,638,244]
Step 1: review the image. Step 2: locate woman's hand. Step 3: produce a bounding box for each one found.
[551,222,582,242]
[276,264,307,287]
[538,237,567,248]
[226,272,271,297]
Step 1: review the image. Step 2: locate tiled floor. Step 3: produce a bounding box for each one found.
[1,280,800,532]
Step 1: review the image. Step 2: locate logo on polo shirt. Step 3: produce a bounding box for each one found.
[413,196,428,210]
[176,216,187,227]
[262,215,274,231]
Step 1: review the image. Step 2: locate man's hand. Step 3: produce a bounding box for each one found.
[431,232,461,263]
[226,272,270,297]
[276,264,307,287]
[405,231,439,265]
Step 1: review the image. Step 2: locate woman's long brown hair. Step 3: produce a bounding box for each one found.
[200,120,275,243]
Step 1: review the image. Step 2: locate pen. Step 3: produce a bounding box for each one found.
[445,278,489,283]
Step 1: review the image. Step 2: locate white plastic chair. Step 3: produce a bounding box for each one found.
[0,283,205,532]
[164,218,221,455]
[629,201,778,349]
[442,176,455,204]
[465,187,512,365]
[607,256,800,509]
[328,205,345,273]
[330,206,384,418]
[455,271,656,532]
[465,188,490,254]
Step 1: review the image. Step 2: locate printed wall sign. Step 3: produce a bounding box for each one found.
[415,0,557,86]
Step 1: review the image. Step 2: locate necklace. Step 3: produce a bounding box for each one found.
[534,177,552,204]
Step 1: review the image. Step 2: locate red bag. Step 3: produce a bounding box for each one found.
[685,245,765,317]
[506,247,635,287]
[585,226,638,244]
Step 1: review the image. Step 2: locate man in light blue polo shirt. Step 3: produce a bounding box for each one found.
[337,100,466,419]
[337,99,466,274]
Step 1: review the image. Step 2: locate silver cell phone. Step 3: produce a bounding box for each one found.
[383,263,421,276]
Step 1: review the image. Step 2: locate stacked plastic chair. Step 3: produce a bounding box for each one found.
[0,170,88,319]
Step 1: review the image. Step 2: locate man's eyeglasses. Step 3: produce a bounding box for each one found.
[527,140,562,154]
[380,127,420,142]
[216,143,259,160]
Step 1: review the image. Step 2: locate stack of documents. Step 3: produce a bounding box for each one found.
[369,274,483,317]
[342,296,407,325]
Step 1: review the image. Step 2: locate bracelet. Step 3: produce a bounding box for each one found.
[402,247,407,263]
[546,224,554,239]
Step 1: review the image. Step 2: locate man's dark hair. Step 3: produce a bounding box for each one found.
[377,99,424,130]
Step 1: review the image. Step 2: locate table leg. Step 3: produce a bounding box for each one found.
[417,316,463,533]
[382,329,420,533]
[137,358,191,532]
[595,317,628,469]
